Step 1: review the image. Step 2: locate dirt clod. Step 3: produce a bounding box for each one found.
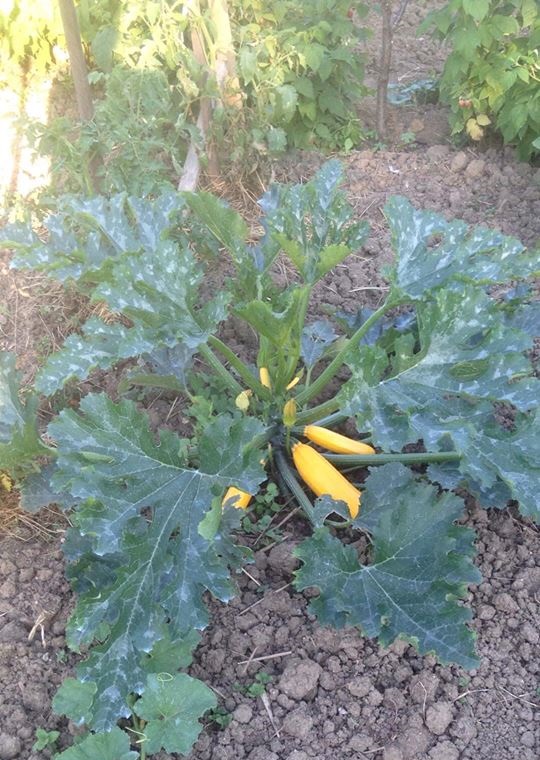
[278,659,322,701]
[493,592,519,613]
[450,152,469,172]
[429,740,460,760]
[425,702,455,736]
[281,707,313,739]
[233,704,253,724]
[267,542,300,577]
[0,735,21,760]
[465,159,486,179]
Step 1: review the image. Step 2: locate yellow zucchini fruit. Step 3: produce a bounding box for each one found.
[292,442,361,518]
[222,486,252,509]
[259,367,271,389]
[303,425,375,455]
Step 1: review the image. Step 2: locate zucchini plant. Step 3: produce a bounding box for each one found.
[1,162,539,759]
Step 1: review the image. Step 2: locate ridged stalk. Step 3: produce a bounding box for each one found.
[294,398,341,425]
[198,344,243,395]
[208,336,271,399]
[274,449,315,522]
[295,300,396,406]
[324,451,462,466]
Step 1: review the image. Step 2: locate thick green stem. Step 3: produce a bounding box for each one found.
[208,336,271,399]
[294,399,341,426]
[283,286,311,387]
[324,451,462,466]
[274,449,315,523]
[295,300,396,406]
[198,344,243,395]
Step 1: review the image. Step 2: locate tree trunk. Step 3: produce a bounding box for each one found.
[209,0,242,109]
[375,0,411,141]
[179,0,219,189]
[376,0,393,141]
[58,0,94,122]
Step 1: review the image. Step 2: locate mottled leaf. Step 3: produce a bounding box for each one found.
[301,320,338,368]
[94,242,229,348]
[48,395,267,730]
[343,288,540,520]
[36,241,229,394]
[263,160,369,284]
[385,196,539,298]
[295,464,480,668]
[506,301,540,338]
[35,320,154,396]
[141,629,200,675]
[20,463,78,512]
[3,193,186,285]
[0,352,49,472]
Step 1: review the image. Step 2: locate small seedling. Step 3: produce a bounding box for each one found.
[399,131,416,146]
[246,671,272,698]
[32,728,60,752]
[208,706,233,729]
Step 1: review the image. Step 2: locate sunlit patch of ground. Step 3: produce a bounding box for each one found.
[0,77,51,207]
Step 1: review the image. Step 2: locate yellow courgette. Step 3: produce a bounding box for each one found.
[292,442,361,518]
[303,425,375,455]
[222,486,252,509]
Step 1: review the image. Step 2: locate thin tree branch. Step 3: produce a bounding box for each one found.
[392,0,411,28]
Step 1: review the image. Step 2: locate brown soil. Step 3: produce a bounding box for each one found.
[1,2,540,759]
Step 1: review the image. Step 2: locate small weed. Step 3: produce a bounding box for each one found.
[34,336,54,362]
[32,728,60,752]
[208,706,233,729]
[241,483,284,544]
[246,671,272,698]
[233,671,273,698]
[399,131,417,146]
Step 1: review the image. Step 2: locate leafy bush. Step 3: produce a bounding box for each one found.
[30,67,190,196]
[423,0,540,159]
[0,0,63,86]
[22,0,371,194]
[1,163,539,757]
[230,0,370,153]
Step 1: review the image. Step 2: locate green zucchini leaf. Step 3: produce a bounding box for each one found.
[133,673,216,755]
[54,727,138,760]
[48,395,267,730]
[0,352,49,473]
[294,464,480,669]
[343,287,540,520]
[385,196,539,298]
